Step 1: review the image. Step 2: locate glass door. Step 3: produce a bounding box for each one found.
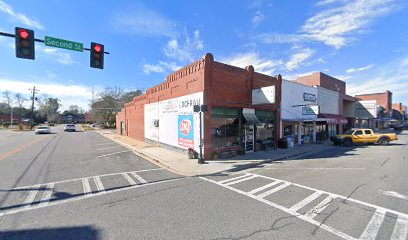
[244,125,254,152]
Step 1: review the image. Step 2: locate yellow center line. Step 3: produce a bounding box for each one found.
[0,135,49,161]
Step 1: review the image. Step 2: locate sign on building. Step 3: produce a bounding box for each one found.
[354,100,377,119]
[178,115,194,148]
[302,105,319,115]
[252,86,275,105]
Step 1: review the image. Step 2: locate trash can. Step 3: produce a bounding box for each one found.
[278,138,288,149]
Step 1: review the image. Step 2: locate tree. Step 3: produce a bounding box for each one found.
[90,87,142,127]
[14,93,27,108]
[2,91,11,108]
[37,97,61,123]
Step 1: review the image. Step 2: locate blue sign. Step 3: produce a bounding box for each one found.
[178,115,194,148]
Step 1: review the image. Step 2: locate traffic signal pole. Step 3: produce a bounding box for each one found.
[29,86,38,131]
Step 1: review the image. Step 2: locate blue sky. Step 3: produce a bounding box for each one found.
[0,0,407,111]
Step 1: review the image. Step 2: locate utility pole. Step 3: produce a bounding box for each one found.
[29,86,39,130]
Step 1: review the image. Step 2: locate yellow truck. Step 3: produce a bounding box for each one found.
[331,128,398,146]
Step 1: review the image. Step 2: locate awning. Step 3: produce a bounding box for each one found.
[318,113,348,124]
[243,108,262,125]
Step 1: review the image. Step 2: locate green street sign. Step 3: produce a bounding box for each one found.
[44,36,83,52]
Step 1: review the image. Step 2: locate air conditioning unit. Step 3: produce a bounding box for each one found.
[153,119,159,127]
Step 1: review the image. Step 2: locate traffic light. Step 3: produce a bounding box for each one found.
[15,27,35,60]
[90,42,104,69]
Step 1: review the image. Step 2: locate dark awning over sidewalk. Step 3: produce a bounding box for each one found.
[318,113,348,124]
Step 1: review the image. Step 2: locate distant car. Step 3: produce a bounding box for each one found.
[35,126,51,134]
[64,124,76,132]
[394,124,408,131]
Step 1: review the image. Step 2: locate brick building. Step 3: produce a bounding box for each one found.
[355,91,395,128]
[294,72,353,134]
[116,53,282,160]
[392,102,407,124]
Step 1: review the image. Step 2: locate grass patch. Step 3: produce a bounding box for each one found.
[81,124,95,131]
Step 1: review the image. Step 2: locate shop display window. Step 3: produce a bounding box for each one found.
[211,107,240,149]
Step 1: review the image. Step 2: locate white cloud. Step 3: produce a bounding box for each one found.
[259,0,399,49]
[143,61,181,74]
[347,55,408,103]
[221,52,283,76]
[0,78,92,111]
[346,64,373,73]
[163,30,204,62]
[252,11,265,27]
[111,6,177,38]
[37,46,75,65]
[285,48,315,71]
[0,1,44,30]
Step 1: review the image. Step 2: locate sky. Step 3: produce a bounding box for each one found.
[0,0,407,111]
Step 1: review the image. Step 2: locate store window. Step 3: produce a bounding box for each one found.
[211,107,240,149]
[255,110,276,142]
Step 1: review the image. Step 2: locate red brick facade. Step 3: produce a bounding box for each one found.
[355,91,393,113]
[117,53,281,159]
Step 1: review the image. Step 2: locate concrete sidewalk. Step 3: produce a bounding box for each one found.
[99,131,337,176]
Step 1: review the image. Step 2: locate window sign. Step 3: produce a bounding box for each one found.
[303,93,317,102]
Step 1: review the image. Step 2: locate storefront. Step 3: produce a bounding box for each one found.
[117,53,282,160]
[280,80,318,145]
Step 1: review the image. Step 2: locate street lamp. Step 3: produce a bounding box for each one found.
[193,104,208,164]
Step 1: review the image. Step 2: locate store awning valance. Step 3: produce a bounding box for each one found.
[243,108,262,125]
[318,113,348,124]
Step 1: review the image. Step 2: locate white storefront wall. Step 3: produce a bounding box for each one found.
[281,80,318,144]
[144,92,204,153]
[316,87,339,115]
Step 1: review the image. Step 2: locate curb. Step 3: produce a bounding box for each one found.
[98,131,336,176]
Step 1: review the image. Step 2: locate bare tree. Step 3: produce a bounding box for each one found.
[2,91,11,108]
[14,93,27,108]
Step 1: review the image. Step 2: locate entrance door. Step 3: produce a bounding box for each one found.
[244,125,255,152]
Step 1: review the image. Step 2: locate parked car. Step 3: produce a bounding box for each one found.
[331,128,398,146]
[64,124,76,132]
[394,124,408,131]
[35,126,51,134]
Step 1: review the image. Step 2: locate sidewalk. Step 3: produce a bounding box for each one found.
[99,131,336,176]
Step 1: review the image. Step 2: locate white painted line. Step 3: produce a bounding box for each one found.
[200,177,356,240]
[91,142,115,146]
[0,177,188,217]
[247,181,283,195]
[22,185,39,209]
[95,146,123,151]
[256,182,291,199]
[380,190,408,200]
[359,209,386,240]
[304,195,336,219]
[218,174,251,184]
[12,168,163,191]
[130,172,147,184]
[391,216,408,240]
[96,150,131,158]
[262,167,365,170]
[39,183,55,207]
[82,178,92,196]
[93,176,105,192]
[289,191,322,212]
[249,173,408,220]
[122,173,137,185]
[224,175,257,186]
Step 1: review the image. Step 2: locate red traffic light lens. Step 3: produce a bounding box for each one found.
[94,45,102,53]
[18,29,29,39]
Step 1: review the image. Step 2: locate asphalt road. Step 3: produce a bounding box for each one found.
[0,126,407,240]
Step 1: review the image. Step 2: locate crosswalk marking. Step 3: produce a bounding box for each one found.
[256,182,291,199]
[39,183,55,207]
[248,181,282,195]
[359,209,386,240]
[224,175,257,186]
[289,191,322,212]
[93,176,105,192]
[122,173,137,185]
[22,185,40,209]
[130,172,147,184]
[304,195,336,219]
[218,174,250,184]
[82,178,92,196]
[391,216,408,240]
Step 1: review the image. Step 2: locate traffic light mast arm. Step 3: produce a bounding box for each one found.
[1,31,110,54]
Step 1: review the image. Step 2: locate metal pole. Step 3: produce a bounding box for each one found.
[29,86,35,130]
[10,106,13,127]
[198,111,205,164]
